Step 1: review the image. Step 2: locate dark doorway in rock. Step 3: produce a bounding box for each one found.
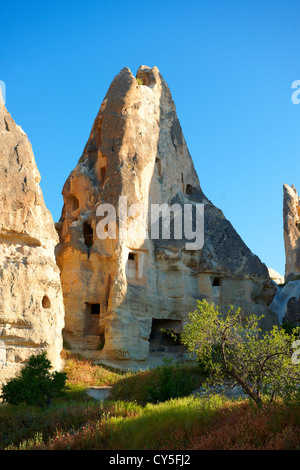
[100,166,107,184]
[149,319,186,357]
[155,157,162,178]
[83,303,105,350]
[212,277,221,286]
[83,222,93,247]
[186,184,193,195]
[84,303,100,336]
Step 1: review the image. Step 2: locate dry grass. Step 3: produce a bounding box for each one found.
[19,396,300,450]
[179,400,300,450]
[2,352,300,450]
[61,350,131,388]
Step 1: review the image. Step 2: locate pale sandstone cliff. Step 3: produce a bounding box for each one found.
[56,66,276,367]
[0,103,65,384]
[283,183,300,281]
[268,184,300,326]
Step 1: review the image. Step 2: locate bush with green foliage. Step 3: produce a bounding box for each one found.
[147,360,195,403]
[1,352,67,407]
[109,362,203,405]
[181,300,300,406]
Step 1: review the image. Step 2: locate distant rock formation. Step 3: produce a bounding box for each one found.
[268,184,300,326]
[0,103,65,385]
[269,281,300,325]
[268,268,284,285]
[0,86,4,105]
[283,183,300,281]
[56,65,277,367]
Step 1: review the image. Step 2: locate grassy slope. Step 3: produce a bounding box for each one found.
[1,351,300,450]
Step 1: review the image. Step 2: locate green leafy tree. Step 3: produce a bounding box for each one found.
[181,300,300,406]
[1,352,67,407]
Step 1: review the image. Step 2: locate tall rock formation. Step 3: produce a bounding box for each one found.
[56,65,276,368]
[283,183,300,281]
[0,103,65,385]
[269,184,300,326]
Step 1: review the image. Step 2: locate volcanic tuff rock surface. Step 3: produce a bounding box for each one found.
[269,280,300,325]
[0,103,65,385]
[56,65,277,367]
[268,184,300,327]
[283,183,300,281]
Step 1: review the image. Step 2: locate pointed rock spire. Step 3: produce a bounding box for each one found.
[56,66,276,366]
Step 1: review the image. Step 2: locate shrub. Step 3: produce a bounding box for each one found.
[147,361,195,403]
[1,352,67,407]
[109,362,203,405]
[181,300,300,406]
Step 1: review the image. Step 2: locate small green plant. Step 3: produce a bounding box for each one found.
[1,352,67,408]
[136,77,143,85]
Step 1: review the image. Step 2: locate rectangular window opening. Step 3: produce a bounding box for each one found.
[100,166,107,183]
[127,251,138,279]
[155,158,162,178]
[84,303,101,336]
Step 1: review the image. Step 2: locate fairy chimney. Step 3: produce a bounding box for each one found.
[56,66,276,367]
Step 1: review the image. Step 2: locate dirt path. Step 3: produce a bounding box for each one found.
[85,387,112,401]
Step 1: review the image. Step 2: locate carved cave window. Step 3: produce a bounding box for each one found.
[83,222,94,247]
[212,277,222,298]
[186,184,193,195]
[42,295,51,309]
[127,252,138,279]
[100,166,107,184]
[155,158,162,178]
[212,277,221,287]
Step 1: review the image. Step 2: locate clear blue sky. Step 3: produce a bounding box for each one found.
[1,0,300,276]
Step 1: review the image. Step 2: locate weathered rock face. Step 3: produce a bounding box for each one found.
[269,281,300,325]
[283,184,300,281]
[0,103,65,385]
[56,65,276,368]
[268,184,300,327]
